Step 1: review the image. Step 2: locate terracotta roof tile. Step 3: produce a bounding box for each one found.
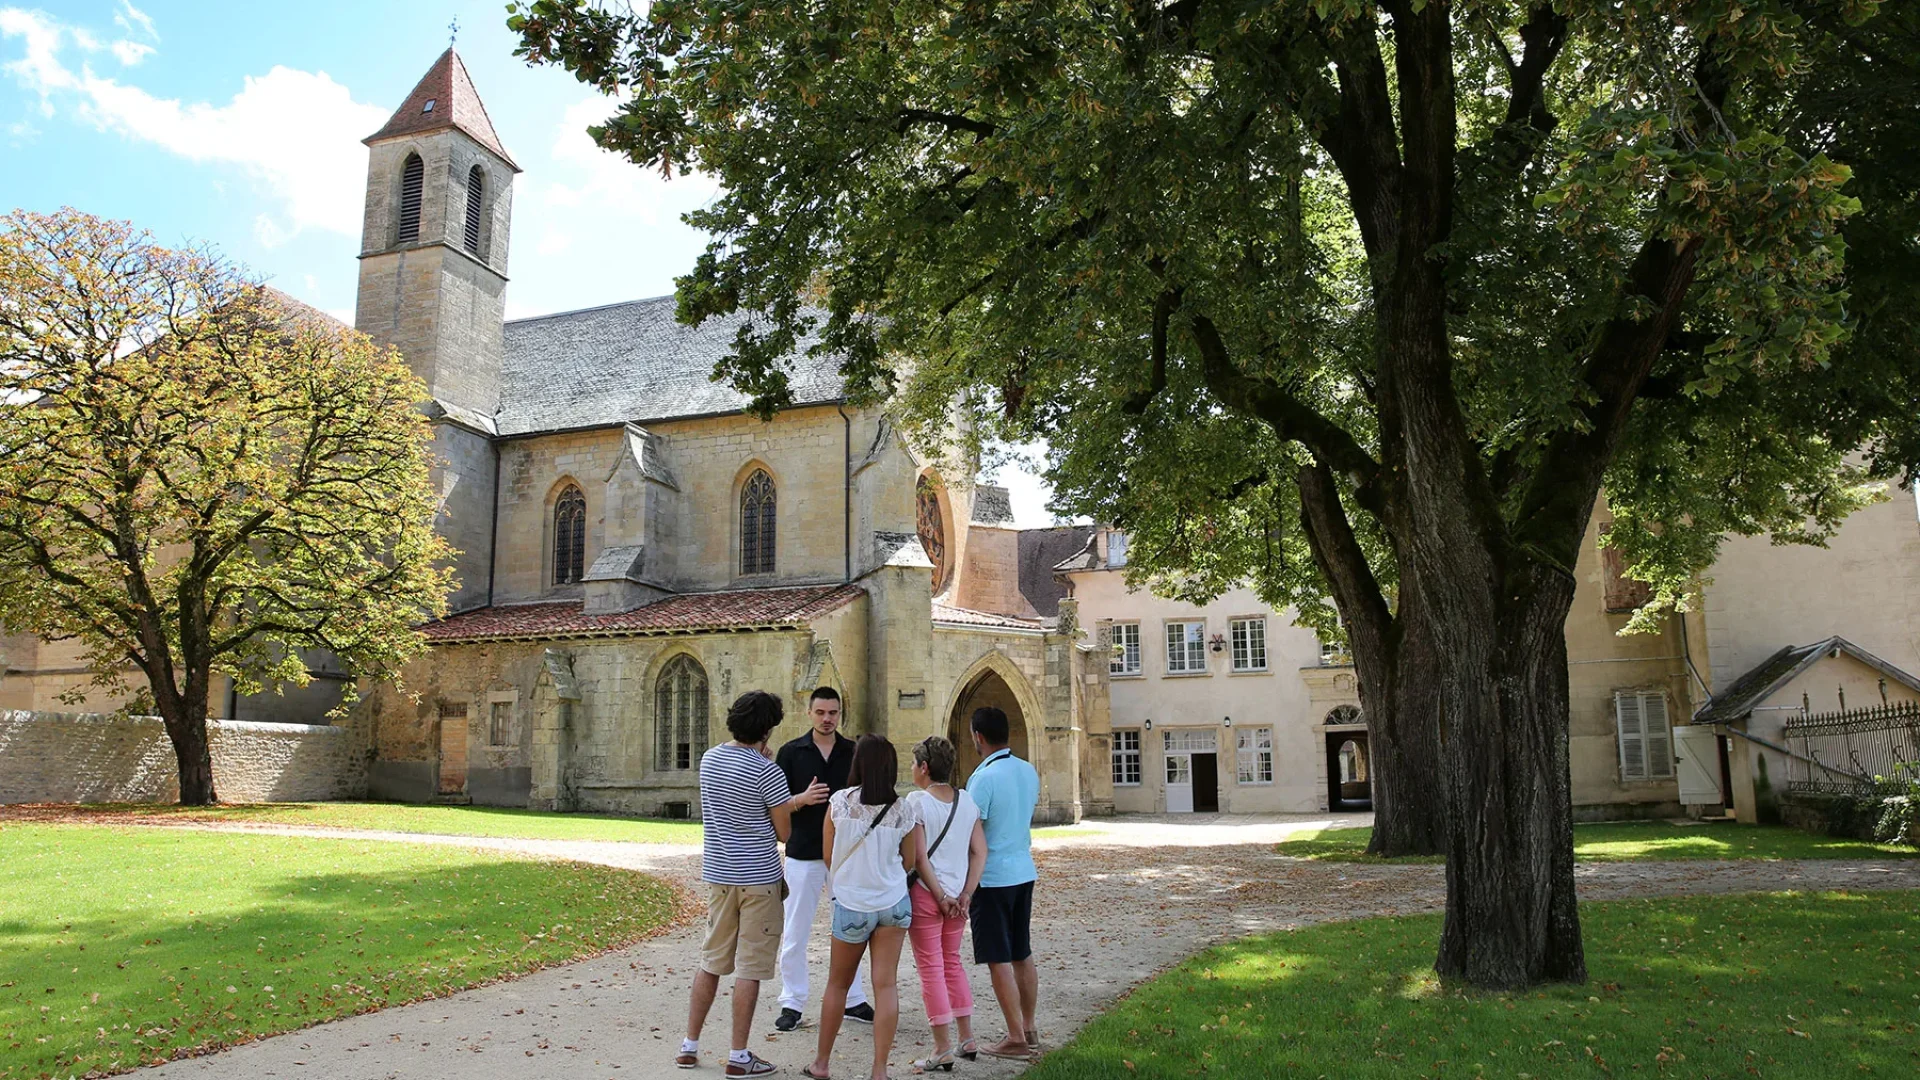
[931,601,1043,630]
[365,48,517,169]
[422,584,863,643]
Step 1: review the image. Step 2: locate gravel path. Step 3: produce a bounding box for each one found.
[109,817,1920,1080]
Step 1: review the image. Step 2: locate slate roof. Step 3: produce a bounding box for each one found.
[421,583,863,643]
[1018,525,1097,617]
[496,297,849,436]
[365,48,518,169]
[1695,635,1920,725]
[932,601,1043,631]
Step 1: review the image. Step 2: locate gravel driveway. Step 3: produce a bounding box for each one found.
[120,814,1920,1080]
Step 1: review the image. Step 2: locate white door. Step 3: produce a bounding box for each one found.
[1673,725,1722,805]
[1162,729,1216,814]
[1165,753,1194,813]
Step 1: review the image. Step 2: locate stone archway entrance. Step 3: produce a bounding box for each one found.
[948,669,1030,786]
[1326,731,1372,811]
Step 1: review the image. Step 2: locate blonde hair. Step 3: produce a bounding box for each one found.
[913,736,957,784]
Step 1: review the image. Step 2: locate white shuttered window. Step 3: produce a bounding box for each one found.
[1614,690,1674,781]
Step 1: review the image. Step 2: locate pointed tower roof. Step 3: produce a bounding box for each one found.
[365,48,519,170]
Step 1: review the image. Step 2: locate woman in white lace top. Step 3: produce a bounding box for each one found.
[804,734,940,1080]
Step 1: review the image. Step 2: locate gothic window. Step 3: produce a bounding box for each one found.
[553,485,587,585]
[463,166,485,256]
[397,153,424,244]
[655,655,709,771]
[740,469,777,575]
[916,475,948,592]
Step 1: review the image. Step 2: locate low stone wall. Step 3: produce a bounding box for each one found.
[0,710,363,804]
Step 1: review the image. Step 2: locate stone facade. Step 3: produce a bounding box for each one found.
[0,711,363,804]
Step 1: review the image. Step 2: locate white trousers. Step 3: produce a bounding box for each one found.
[778,856,867,1012]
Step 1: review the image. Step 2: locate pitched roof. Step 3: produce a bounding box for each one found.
[1695,635,1920,725]
[1018,525,1097,617]
[932,601,1043,631]
[421,583,863,643]
[365,48,518,169]
[496,297,849,436]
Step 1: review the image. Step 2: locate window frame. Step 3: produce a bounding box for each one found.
[485,691,518,748]
[1235,726,1274,785]
[739,469,778,576]
[1229,616,1268,673]
[1110,729,1142,787]
[654,655,710,772]
[1164,619,1208,675]
[552,484,587,585]
[462,165,486,257]
[1614,689,1675,782]
[396,152,424,244]
[1108,621,1142,676]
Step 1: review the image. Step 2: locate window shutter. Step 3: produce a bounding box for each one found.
[1642,693,1673,779]
[463,166,485,255]
[397,154,424,243]
[1615,691,1646,780]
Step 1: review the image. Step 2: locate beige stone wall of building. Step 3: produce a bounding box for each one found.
[1065,559,1329,814]
[0,711,362,804]
[951,524,1035,617]
[1563,510,1699,816]
[1702,488,1920,691]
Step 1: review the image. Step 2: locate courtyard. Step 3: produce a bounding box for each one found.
[5,807,1916,1079]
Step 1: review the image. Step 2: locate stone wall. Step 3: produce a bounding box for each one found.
[0,710,363,804]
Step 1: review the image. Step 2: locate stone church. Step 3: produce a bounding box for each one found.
[346,49,1112,821]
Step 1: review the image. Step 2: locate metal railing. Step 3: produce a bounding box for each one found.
[1781,701,1920,796]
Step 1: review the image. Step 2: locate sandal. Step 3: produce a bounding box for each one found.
[1026,1029,1041,1050]
[957,1038,978,1062]
[978,1042,1035,1062]
[911,1050,955,1073]
[799,1066,830,1080]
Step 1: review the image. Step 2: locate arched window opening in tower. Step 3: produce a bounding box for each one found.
[397,153,424,244]
[463,166,485,256]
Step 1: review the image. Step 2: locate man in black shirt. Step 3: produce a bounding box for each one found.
[771,686,873,1031]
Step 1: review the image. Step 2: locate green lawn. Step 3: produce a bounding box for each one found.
[1275,821,1920,862]
[1029,890,1920,1079]
[45,800,704,844]
[0,824,681,1079]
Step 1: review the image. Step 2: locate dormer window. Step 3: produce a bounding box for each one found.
[422,98,436,113]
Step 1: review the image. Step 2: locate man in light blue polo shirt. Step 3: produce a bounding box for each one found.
[963,706,1041,1060]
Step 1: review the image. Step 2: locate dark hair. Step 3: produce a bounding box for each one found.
[725,690,784,745]
[913,736,956,784]
[808,686,841,706]
[847,733,897,804]
[970,706,1010,747]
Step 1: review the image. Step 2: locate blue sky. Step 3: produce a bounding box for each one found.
[0,0,1060,521]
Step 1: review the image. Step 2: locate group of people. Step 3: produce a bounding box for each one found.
[679,686,1042,1078]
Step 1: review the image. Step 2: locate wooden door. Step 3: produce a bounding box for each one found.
[439,714,468,794]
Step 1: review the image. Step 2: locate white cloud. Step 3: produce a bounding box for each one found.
[528,96,721,255]
[0,6,385,246]
[108,38,150,66]
[113,1,156,42]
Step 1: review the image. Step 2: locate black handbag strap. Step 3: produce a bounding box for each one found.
[924,793,962,859]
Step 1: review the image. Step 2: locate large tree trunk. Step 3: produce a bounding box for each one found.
[1430,559,1585,987]
[1360,595,1447,857]
[162,702,219,806]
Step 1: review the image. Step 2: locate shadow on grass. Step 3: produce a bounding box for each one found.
[1029,889,1920,1080]
[0,824,681,1080]
[1277,821,1919,863]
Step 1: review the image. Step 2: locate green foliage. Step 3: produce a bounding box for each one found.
[1024,890,1920,1078]
[0,210,453,721]
[1873,783,1920,848]
[1275,821,1920,862]
[0,824,679,1078]
[506,0,1917,637]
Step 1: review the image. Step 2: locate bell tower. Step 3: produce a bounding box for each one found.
[354,48,518,417]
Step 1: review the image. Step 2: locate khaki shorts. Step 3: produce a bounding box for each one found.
[700,882,785,980]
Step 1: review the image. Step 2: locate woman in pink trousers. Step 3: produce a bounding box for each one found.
[903,736,987,1073]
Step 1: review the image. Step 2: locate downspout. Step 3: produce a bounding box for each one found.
[837,405,852,583]
[1677,612,1711,710]
[486,441,502,607]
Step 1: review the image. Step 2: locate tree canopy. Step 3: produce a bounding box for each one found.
[0,210,453,803]
[512,0,1920,987]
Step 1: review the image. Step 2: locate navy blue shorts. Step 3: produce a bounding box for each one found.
[969,881,1034,965]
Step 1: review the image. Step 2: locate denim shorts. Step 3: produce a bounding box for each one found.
[831,894,912,944]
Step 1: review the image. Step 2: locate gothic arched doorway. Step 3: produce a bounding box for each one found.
[948,669,1030,785]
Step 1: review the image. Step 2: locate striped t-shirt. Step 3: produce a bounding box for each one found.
[698,743,792,886]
